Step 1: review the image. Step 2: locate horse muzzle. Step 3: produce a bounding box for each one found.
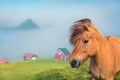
[70,60,81,68]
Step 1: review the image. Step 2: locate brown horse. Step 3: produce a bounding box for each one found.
[69,19,120,80]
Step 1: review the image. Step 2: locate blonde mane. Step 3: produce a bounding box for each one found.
[70,18,98,45]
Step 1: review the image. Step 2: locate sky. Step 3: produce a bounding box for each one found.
[0,0,120,31]
[0,0,120,61]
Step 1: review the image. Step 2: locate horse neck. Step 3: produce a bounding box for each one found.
[90,25,114,68]
[93,29,109,65]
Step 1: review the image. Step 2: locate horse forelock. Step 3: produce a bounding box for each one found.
[75,18,91,24]
[70,18,92,45]
[70,26,84,45]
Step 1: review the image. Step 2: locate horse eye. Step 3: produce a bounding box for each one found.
[83,39,89,44]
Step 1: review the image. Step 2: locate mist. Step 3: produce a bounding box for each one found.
[0,25,73,62]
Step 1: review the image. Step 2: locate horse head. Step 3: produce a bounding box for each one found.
[70,19,99,68]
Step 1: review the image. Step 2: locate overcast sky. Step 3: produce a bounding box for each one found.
[0,0,120,35]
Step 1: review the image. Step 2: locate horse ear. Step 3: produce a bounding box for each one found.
[83,26,89,31]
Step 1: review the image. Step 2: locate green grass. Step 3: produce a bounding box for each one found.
[0,59,69,80]
[29,59,90,80]
[0,59,120,80]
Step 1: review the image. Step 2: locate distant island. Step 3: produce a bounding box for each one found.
[16,19,40,30]
[0,19,40,30]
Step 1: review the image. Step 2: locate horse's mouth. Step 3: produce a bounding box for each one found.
[70,60,81,68]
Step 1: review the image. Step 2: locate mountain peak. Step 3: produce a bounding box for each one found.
[24,19,33,24]
[16,19,40,30]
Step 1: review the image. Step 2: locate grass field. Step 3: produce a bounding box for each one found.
[0,59,120,80]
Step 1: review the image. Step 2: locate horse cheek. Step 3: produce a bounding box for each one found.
[89,44,96,57]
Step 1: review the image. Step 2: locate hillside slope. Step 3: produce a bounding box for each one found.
[0,59,120,80]
[0,59,70,80]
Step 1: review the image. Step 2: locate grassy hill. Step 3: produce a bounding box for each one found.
[0,59,120,80]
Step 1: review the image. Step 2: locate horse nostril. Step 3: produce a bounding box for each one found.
[71,60,77,68]
[70,60,81,68]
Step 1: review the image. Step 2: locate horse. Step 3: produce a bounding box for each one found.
[69,18,120,80]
